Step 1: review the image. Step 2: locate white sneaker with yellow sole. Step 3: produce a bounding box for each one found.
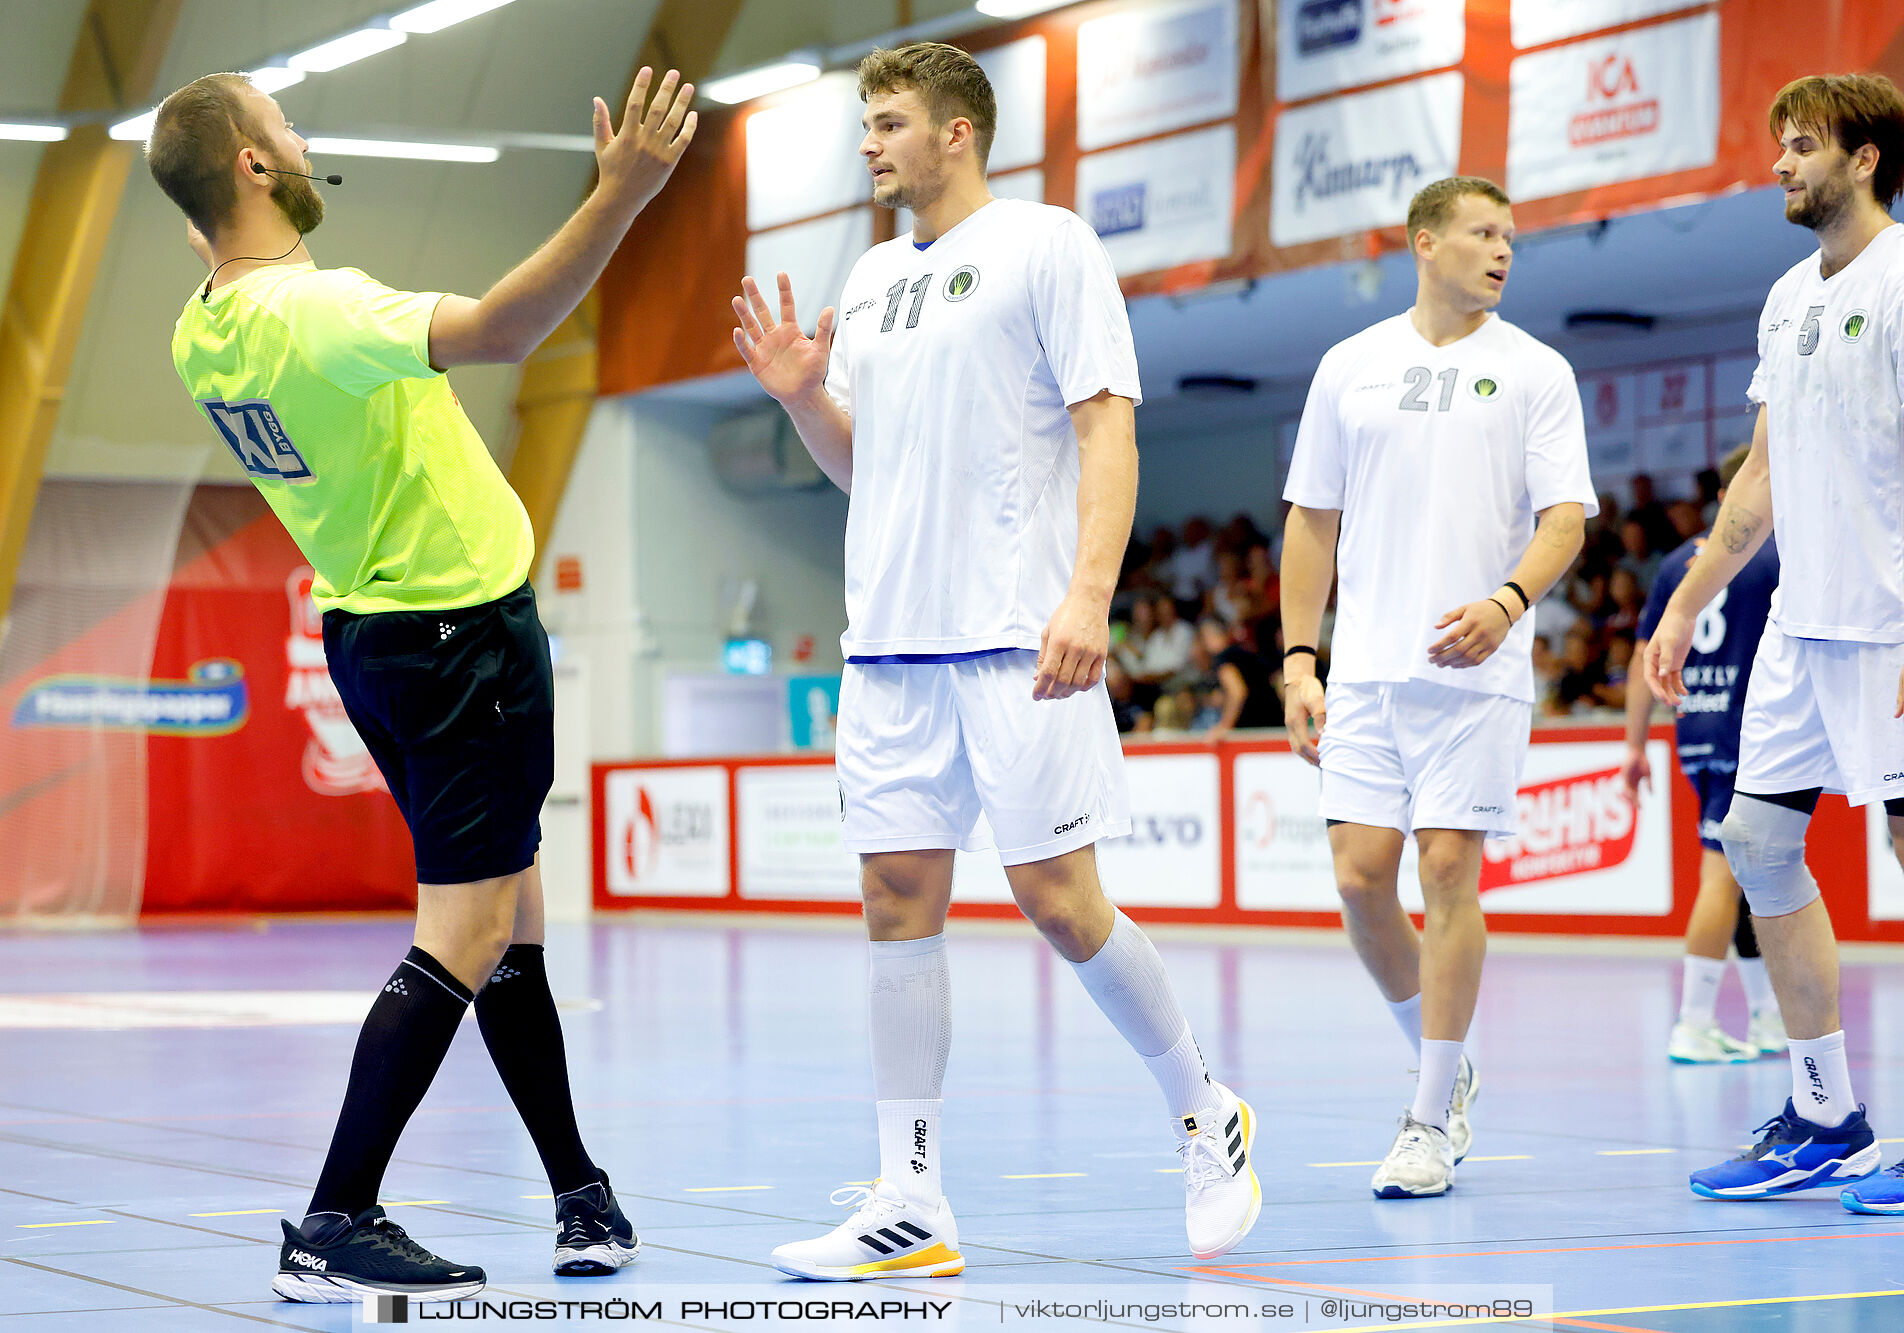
[770,1181,963,1281]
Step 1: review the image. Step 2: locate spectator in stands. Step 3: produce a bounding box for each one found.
[1163,515,1218,610]
[1105,657,1148,734]
[1604,634,1634,706]
[1555,623,1624,711]
[1695,466,1723,525]
[1667,499,1704,542]
[1618,517,1662,589]
[1532,633,1564,714]
[1605,568,1646,639]
[1197,618,1279,739]
[1220,512,1268,560]
[1628,473,1680,552]
[1132,591,1194,686]
[1210,550,1248,625]
[1243,542,1279,616]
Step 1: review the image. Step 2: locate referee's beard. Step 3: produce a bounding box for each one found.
[270,169,325,236]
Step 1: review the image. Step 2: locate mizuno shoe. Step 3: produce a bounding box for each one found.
[553,1174,641,1275]
[770,1180,963,1281]
[1448,1055,1479,1164]
[1689,1100,1879,1200]
[1371,1114,1455,1199]
[1841,1161,1904,1214]
[1176,1082,1261,1259]
[272,1207,483,1303]
[1668,1022,1758,1064]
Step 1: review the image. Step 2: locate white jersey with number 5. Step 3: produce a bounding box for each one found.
[823,198,1142,660]
[1748,222,1904,643]
[1284,311,1597,703]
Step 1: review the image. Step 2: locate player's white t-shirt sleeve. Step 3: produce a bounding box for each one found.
[1522,353,1597,516]
[1283,353,1348,509]
[1030,214,1142,407]
[1746,277,1785,406]
[823,278,854,417]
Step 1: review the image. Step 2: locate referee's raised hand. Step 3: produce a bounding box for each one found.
[593,67,697,216]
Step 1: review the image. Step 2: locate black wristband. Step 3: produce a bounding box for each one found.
[1283,645,1317,659]
[1503,580,1530,611]
[1487,596,1515,626]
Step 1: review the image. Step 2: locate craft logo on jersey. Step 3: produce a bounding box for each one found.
[1480,765,1637,890]
[1469,376,1501,401]
[942,265,981,302]
[1841,310,1869,343]
[1295,0,1359,54]
[199,398,315,483]
[1568,46,1659,148]
[1091,183,1147,238]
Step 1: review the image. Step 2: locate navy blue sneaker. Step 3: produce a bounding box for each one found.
[1689,1100,1879,1200]
[272,1206,483,1303]
[553,1174,641,1275]
[1841,1160,1904,1214]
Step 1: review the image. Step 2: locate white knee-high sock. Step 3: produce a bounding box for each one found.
[1070,910,1214,1118]
[869,935,949,1204]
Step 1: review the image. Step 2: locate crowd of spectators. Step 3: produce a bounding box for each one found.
[1108,467,1730,736]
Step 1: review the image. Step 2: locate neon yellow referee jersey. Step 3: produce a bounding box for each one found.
[171,262,533,615]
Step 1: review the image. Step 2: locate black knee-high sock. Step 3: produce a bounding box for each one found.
[475,944,598,1196]
[306,948,473,1222]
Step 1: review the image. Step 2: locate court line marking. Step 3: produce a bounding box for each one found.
[379,1199,449,1206]
[1596,1149,1676,1156]
[188,1209,280,1217]
[0,1255,312,1329]
[683,1185,774,1193]
[1003,1173,1087,1179]
[16,1220,114,1228]
[1200,1225,1904,1268]
[520,1193,553,1200]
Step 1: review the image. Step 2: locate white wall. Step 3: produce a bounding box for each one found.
[1133,414,1287,535]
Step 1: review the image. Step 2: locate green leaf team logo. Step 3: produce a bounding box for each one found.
[943,265,980,302]
[1841,310,1869,343]
[1469,375,1502,401]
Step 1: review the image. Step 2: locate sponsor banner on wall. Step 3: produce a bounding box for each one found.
[1271,72,1463,248]
[745,74,868,232]
[1507,12,1720,202]
[1511,0,1699,49]
[737,765,860,900]
[1077,124,1236,277]
[977,36,1047,174]
[603,767,729,897]
[1275,0,1466,104]
[1099,753,1223,907]
[1868,802,1904,920]
[1235,741,1672,913]
[1077,0,1240,151]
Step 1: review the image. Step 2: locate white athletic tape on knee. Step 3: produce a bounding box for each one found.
[1719,798,1820,917]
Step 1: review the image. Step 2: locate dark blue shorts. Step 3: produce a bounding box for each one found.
[1687,765,1737,853]
[323,582,553,885]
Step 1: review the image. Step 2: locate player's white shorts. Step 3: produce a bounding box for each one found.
[1735,622,1904,807]
[836,649,1133,866]
[1318,679,1531,837]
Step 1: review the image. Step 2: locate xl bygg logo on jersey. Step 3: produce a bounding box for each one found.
[200,398,315,483]
[1481,766,1637,890]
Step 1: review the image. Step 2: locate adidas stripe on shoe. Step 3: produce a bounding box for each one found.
[1176,1082,1261,1259]
[771,1181,963,1281]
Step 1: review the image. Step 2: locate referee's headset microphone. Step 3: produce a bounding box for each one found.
[199,162,345,302]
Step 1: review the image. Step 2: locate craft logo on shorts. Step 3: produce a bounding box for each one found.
[1091,183,1147,238]
[1295,0,1360,54]
[1841,310,1869,343]
[1469,376,1501,401]
[943,265,981,302]
[1481,765,1637,891]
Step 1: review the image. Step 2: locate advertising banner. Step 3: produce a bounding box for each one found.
[1077,0,1240,151]
[1511,0,1700,50]
[1099,752,1223,907]
[1077,124,1237,277]
[602,767,730,897]
[736,764,860,900]
[1270,72,1464,248]
[745,74,868,232]
[1275,0,1466,104]
[1507,12,1720,202]
[977,36,1048,174]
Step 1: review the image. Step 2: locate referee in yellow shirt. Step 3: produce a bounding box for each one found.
[148,68,695,1303]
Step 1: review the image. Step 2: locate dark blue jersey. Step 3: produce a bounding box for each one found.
[1636,531,1779,774]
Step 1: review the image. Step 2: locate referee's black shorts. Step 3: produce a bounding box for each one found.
[323,581,553,885]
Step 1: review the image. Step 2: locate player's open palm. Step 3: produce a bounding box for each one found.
[734,273,836,405]
[592,67,697,215]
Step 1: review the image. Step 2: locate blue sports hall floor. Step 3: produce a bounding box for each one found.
[1,914,1901,1331]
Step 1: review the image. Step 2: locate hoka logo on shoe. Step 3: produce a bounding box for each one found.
[287,1249,327,1271]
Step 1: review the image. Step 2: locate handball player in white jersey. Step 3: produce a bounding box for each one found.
[729,42,1260,1276]
[1281,177,1594,1200]
[1645,74,1904,1210]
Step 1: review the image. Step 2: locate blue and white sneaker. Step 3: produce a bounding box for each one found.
[1689,1100,1879,1200]
[1841,1161,1904,1214]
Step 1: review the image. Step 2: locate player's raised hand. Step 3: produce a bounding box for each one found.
[1284,673,1326,766]
[733,273,836,405]
[592,67,697,215]
[1034,592,1108,701]
[1644,608,1692,706]
[1427,598,1514,669]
